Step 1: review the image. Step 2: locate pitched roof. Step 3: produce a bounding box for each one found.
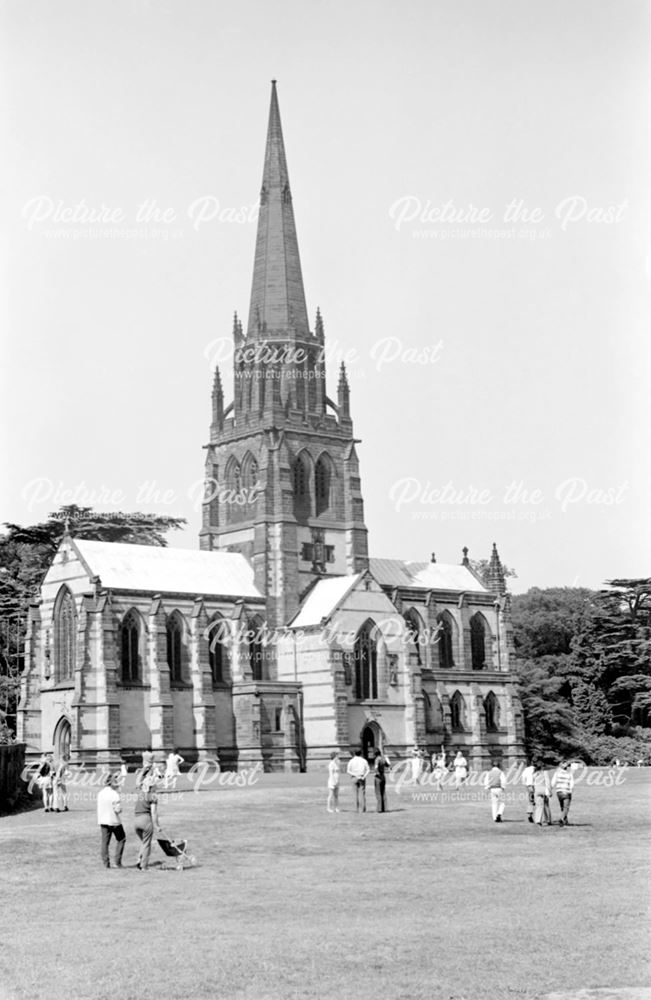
[289,574,363,628]
[71,540,263,599]
[369,558,488,594]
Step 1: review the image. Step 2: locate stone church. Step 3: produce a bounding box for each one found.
[18,83,525,770]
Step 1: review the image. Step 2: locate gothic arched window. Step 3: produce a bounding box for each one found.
[166,612,184,683]
[354,620,378,701]
[207,615,230,685]
[450,690,466,732]
[404,608,425,668]
[314,454,331,516]
[120,610,141,683]
[484,691,499,732]
[241,453,259,490]
[54,587,76,682]
[470,614,487,671]
[437,612,455,670]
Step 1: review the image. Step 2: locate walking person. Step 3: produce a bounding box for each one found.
[532,761,552,826]
[374,749,389,813]
[483,760,506,822]
[521,759,535,823]
[37,753,54,812]
[136,747,154,789]
[346,749,370,813]
[453,750,468,790]
[164,748,185,789]
[134,775,161,871]
[327,751,340,813]
[552,761,574,826]
[97,772,126,869]
[53,755,70,812]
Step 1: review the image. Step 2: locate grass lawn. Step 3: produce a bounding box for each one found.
[1,765,650,1000]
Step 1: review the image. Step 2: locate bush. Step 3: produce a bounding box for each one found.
[578,734,650,766]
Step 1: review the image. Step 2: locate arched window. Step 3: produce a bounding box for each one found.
[354,620,378,701]
[248,615,266,681]
[241,453,259,490]
[166,612,184,683]
[54,587,76,682]
[120,610,141,683]
[292,452,311,522]
[437,613,455,669]
[314,454,331,516]
[225,457,241,493]
[470,614,487,670]
[404,608,425,668]
[207,616,230,684]
[450,690,466,732]
[484,691,500,732]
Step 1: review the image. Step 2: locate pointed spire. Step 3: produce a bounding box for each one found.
[246,81,310,340]
[486,542,507,597]
[315,307,324,341]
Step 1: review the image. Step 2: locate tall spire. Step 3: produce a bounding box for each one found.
[246,81,310,340]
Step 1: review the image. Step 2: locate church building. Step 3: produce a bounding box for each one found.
[18,83,525,770]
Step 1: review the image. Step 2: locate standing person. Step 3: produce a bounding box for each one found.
[483,760,506,822]
[410,747,422,784]
[532,761,552,826]
[164,748,185,789]
[53,755,70,812]
[37,753,54,812]
[136,747,154,789]
[134,776,161,870]
[453,750,468,790]
[327,751,340,813]
[432,751,446,791]
[521,759,535,823]
[374,749,390,813]
[552,761,574,826]
[346,749,370,813]
[97,772,126,869]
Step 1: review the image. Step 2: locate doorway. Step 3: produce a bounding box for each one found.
[54,717,71,759]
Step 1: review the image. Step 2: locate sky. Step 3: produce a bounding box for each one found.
[1,0,649,594]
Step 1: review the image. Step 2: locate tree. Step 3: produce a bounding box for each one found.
[511,587,593,660]
[0,505,186,737]
[514,657,580,762]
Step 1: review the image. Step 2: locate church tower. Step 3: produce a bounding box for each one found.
[200,82,368,627]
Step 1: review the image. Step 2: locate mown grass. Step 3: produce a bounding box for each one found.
[1,767,650,1000]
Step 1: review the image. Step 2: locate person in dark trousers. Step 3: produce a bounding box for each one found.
[134,775,161,870]
[346,749,370,812]
[96,772,126,869]
[552,761,574,826]
[374,749,389,812]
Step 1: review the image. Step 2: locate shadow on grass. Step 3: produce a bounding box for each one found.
[0,789,43,817]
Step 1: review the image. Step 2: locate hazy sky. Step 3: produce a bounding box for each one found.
[1,0,649,593]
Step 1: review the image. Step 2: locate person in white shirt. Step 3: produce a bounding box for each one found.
[97,772,126,869]
[164,749,185,789]
[483,761,506,822]
[453,751,468,790]
[327,751,340,813]
[346,750,370,812]
[521,760,535,823]
[551,761,574,826]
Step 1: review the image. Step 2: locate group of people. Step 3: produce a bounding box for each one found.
[408,747,469,789]
[97,768,162,870]
[484,758,575,826]
[35,752,69,813]
[135,747,185,791]
[326,748,391,814]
